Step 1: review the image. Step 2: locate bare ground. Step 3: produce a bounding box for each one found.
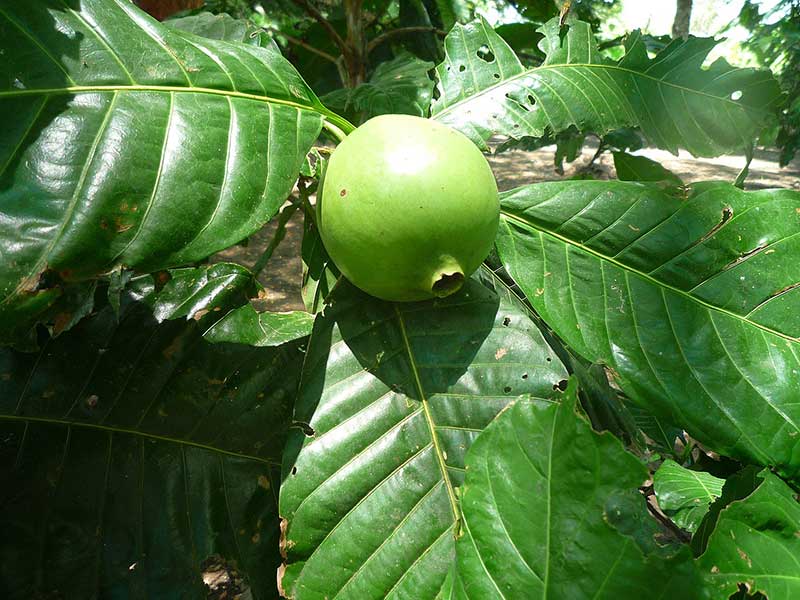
[214,144,800,311]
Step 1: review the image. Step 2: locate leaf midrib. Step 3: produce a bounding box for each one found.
[433,62,770,121]
[393,304,461,530]
[500,211,799,344]
[0,84,353,134]
[0,83,320,113]
[0,413,279,466]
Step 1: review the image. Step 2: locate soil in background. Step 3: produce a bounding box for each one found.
[213,145,800,311]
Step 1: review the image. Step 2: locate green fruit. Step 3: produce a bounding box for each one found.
[317,114,499,302]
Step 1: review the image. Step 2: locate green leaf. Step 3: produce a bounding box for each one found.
[166,11,267,45]
[0,0,348,339]
[494,22,545,61]
[691,466,763,556]
[449,380,701,598]
[301,192,340,315]
[697,471,800,599]
[321,51,435,123]
[431,17,781,154]
[495,180,800,478]
[278,271,569,599]
[570,359,647,449]
[653,460,725,533]
[154,263,259,322]
[625,402,684,455]
[203,304,315,347]
[613,151,684,186]
[0,291,303,598]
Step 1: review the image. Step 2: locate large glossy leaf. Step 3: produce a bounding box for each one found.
[0,0,348,337]
[697,471,800,599]
[278,271,569,599]
[448,380,700,598]
[0,287,303,598]
[431,16,781,154]
[653,460,725,533]
[495,180,800,478]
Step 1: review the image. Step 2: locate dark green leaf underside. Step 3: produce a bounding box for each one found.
[0,294,302,599]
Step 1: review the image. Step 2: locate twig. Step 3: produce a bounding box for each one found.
[598,35,625,51]
[586,140,606,168]
[643,488,692,544]
[252,195,303,278]
[261,27,338,64]
[367,26,447,53]
[289,0,347,51]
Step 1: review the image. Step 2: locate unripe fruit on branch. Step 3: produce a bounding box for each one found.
[317,114,499,302]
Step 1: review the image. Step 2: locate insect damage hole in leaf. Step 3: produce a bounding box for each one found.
[696,205,735,245]
[476,45,495,62]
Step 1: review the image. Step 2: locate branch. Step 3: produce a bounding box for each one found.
[261,27,338,63]
[252,195,303,277]
[597,35,625,51]
[367,26,447,53]
[289,0,346,51]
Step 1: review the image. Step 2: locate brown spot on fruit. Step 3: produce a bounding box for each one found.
[340,188,347,197]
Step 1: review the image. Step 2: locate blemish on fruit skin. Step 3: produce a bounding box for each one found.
[340,189,347,197]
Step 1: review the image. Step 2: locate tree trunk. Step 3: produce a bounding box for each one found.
[341,0,367,87]
[135,0,202,20]
[672,0,693,39]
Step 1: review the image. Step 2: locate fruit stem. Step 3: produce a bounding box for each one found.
[322,118,348,143]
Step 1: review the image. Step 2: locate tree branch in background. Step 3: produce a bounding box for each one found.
[261,27,339,63]
[672,0,693,39]
[289,0,347,51]
[367,26,447,53]
[597,35,625,51]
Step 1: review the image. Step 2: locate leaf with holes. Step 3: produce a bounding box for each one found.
[0,0,349,341]
[697,471,800,599]
[278,270,569,599]
[431,16,781,154]
[447,380,701,599]
[0,286,303,599]
[653,460,724,533]
[495,180,800,478]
